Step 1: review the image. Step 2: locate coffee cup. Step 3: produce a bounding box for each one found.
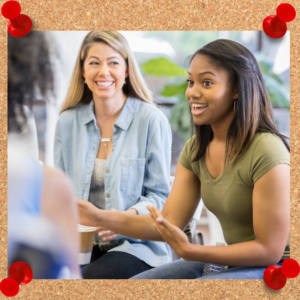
[77,224,96,266]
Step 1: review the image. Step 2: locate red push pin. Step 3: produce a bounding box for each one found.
[1,1,32,37]
[264,258,300,290]
[0,262,33,297]
[263,3,296,39]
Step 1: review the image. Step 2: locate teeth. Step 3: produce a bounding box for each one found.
[192,103,207,108]
[96,82,113,87]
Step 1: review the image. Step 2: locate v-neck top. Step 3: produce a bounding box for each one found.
[179,132,290,260]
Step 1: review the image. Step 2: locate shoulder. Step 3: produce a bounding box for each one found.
[42,166,73,197]
[135,98,169,125]
[250,132,289,158]
[57,103,88,126]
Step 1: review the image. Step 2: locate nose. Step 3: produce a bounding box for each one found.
[98,63,110,77]
[187,85,201,100]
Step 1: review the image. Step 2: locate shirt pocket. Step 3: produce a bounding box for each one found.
[121,158,146,205]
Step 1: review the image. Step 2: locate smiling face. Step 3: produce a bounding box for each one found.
[186,54,238,127]
[82,43,128,102]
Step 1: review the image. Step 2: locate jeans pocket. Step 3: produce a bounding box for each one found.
[121,158,146,205]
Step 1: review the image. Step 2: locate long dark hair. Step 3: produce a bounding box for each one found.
[189,39,289,165]
[8,32,56,132]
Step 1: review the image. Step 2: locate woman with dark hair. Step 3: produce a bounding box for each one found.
[77,39,290,279]
[8,32,82,279]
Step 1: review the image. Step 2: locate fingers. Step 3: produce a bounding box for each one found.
[102,234,118,241]
[98,230,118,241]
[146,205,161,221]
[99,230,115,237]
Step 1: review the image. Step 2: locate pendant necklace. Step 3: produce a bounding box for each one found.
[100,132,114,147]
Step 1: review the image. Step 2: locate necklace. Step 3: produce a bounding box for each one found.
[100,132,113,147]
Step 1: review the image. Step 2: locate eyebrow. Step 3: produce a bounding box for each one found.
[88,56,120,61]
[188,71,216,77]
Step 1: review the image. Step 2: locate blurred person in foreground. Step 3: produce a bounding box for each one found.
[8,31,81,279]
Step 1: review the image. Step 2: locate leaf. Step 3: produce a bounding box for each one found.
[161,82,188,97]
[263,75,290,109]
[141,58,186,77]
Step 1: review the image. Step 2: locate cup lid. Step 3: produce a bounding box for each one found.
[77,224,96,232]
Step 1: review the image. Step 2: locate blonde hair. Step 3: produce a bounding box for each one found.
[60,31,153,113]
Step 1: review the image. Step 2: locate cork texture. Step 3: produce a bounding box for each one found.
[1,0,300,299]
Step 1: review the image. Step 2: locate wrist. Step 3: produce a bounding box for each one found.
[177,243,194,261]
[122,208,138,216]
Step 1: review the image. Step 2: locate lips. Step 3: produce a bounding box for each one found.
[190,102,208,116]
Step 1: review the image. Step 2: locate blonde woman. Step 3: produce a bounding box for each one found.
[54,31,172,279]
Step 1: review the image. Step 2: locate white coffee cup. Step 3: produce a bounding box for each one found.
[77,224,96,265]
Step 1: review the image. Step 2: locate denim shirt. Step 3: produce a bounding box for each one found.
[54,96,172,267]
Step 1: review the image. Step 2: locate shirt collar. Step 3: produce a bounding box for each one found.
[81,96,141,131]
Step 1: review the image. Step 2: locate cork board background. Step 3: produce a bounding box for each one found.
[1,0,300,299]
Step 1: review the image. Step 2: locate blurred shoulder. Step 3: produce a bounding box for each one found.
[42,165,73,195]
[133,97,169,124]
[57,102,88,125]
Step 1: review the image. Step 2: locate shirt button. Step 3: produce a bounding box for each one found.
[106,169,109,173]
[114,124,118,128]
[106,194,110,198]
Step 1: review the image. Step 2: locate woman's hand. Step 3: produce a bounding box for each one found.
[76,198,101,227]
[94,208,138,241]
[147,205,190,259]
[94,209,119,241]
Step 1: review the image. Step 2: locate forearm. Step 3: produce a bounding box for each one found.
[180,240,282,267]
[98,210,165,242]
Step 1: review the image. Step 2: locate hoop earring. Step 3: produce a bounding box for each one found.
[234,100,237,113]
[84,78,87,84]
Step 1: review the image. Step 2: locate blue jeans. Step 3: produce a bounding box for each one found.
[130,259,282,279]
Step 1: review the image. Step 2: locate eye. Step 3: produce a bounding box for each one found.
[203,81,212,87]
[186,79,194,86]
[110,62,119,65]
[90,62,99,65]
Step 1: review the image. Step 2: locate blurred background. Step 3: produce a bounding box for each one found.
[30,31,290,246]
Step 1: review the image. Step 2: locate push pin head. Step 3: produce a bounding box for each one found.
[1,0,32,37]
[9,261,33,285]
[0,278,19,297]
[263,3,296,39]
[264,258,300,290]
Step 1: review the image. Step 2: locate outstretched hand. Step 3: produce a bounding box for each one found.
[146,205,189,258]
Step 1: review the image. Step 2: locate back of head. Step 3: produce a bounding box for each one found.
[8,32,55,132]
[60,31,153,113]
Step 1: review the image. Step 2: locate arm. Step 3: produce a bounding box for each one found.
[77,161,201,241]
[156,163,290,266]
[41,166,81,278]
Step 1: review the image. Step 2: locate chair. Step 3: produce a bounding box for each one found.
[169,176,204,261]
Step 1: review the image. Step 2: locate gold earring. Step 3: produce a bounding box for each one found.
[234,100,237,113]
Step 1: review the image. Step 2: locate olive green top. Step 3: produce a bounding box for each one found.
[179,132,290,261]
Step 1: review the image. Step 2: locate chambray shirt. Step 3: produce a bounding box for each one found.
[54,96,172,267]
